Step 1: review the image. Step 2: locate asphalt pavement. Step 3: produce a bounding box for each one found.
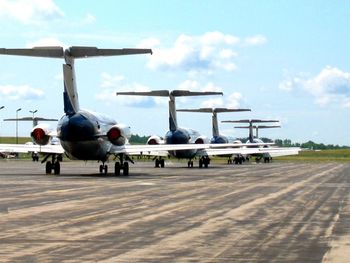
[0,159,349,262]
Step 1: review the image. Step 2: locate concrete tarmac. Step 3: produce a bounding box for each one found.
[0,159,349,262]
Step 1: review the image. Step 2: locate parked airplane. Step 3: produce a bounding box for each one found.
[222,119,290,162]
[222,119,280,144]
[0,46,227,175]
[117,90,224,168]
[0,47,300,175]
[176,107,251,164]
[115,92,292,168]
[176,108,250,143]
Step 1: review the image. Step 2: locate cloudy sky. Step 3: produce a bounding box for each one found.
[0,0,349,145]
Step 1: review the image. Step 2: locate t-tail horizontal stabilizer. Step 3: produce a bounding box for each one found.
[117,90,223,132]
[0,47,64,58]
[222,119,280,142]
[4,117,58,127]
[0,47,152,59]
[234,125,281,139]
[177,108,251,137]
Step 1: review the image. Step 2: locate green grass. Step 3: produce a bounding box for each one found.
[274,149,350,163]
[0,137,32,144]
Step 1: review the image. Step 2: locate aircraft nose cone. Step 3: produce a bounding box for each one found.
[60,114,95,141]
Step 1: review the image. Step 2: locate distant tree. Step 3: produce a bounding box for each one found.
[129,134,149,144]
[128,133,350,149]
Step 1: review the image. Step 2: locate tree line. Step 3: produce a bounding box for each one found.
[129,134,349,150]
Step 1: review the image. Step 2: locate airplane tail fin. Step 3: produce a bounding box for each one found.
[222,119,279,142]
[177,108,250,137]
[1,46,152,116]
[234,125,281,139]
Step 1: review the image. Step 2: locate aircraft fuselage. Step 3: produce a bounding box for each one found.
[210,135,229,144]
[165,128,200,159]
[57,109,116,161]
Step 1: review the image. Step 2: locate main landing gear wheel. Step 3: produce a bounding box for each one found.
[199,156,210,168]
[45,161,61,175]
[114,161,129,176]
[187,160,194,168]
[113,154,132,176]
[155,158,165,168]
[99,164,108,175]
[44,154,62,175]
[114,162,120,176]
[123,162,129,176]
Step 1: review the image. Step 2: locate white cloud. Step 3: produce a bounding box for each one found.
[244,35,267,46]
[137,37,161,49]
[81,13,96,25]
[0,0,64,25]
[141,32,243,73]
[177,80,200,91]
[0,84,44,100]
[200,97,224,108]
[97,74,243,110]
[279,66,350,108]
[199,92,243,109]
[100,73,125,89]
[96,73,155,107]
[200,31,240,46]
[226,92,243,108]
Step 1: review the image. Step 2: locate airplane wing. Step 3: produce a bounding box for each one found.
[257,147,301,157]
[0,144,64,154]
[198,147,300,157]
[109,143,299,157]
[109,143,209,155]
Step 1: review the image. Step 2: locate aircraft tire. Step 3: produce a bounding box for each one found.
[99,164,103,173]
[115,162,121,176]
[54,161,60,175]
[123,162,129,176]
[199,159,203,168]
[160,159,165,168]
[45,161,52,174]
[155,159,160,168]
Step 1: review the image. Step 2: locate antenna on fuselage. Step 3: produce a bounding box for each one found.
[222,119,279,142]
[176,108,251,137]
[116,90,223,131]
[0,46,153,115]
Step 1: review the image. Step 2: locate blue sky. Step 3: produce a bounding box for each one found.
[0,0,349,145]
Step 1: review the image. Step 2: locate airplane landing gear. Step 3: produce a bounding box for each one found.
[155,157,165,168]
[99,163,108,175]
[113,154,132,176]
[199,156,210,168]
[187,160,194,168]
[43,154,62,175]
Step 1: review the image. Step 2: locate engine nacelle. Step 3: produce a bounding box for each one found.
[31,124,52,145]
[147,135,164,145]
[194,135,210,144]
[107,124,131,146]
